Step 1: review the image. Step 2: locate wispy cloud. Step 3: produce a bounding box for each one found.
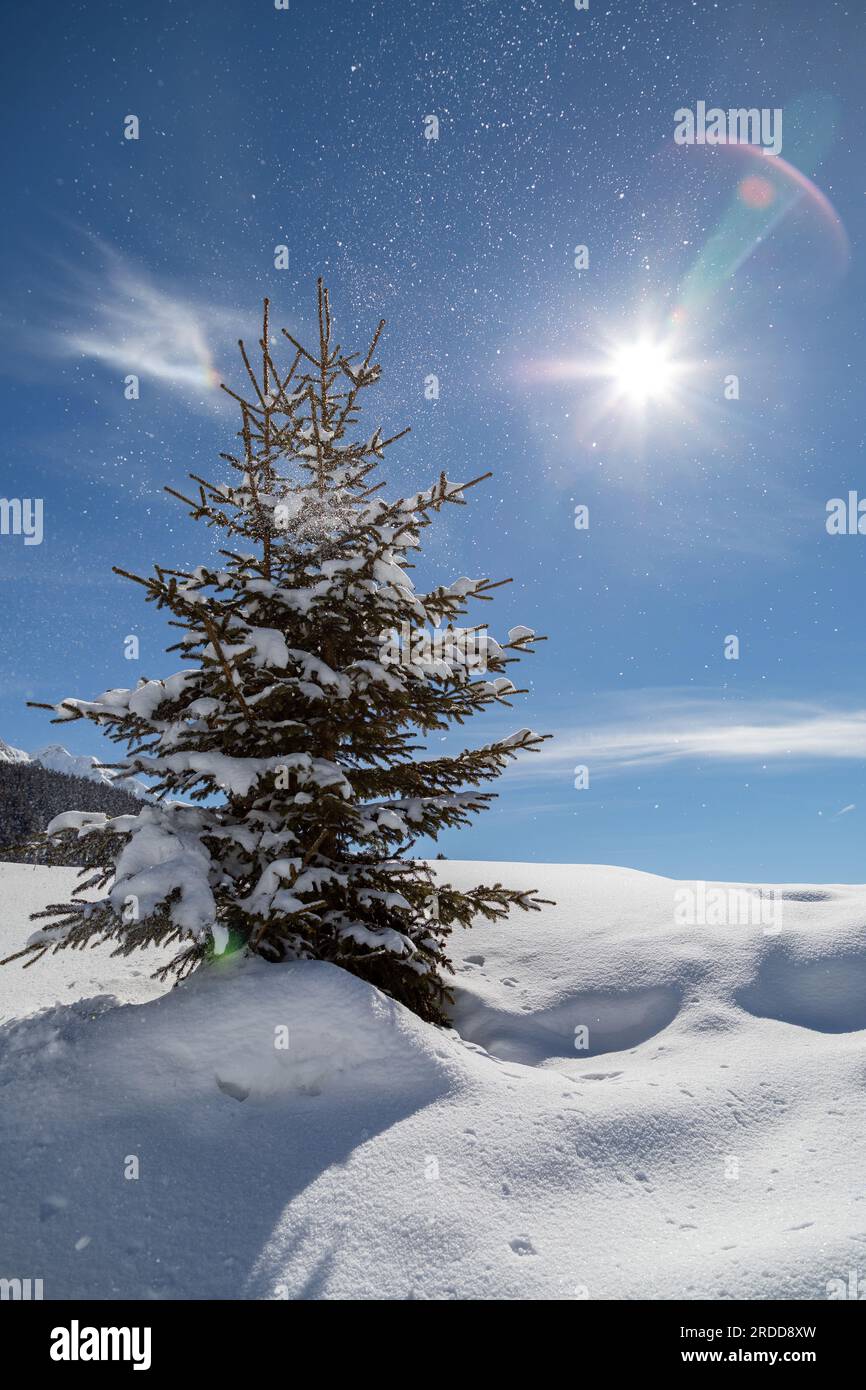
[12,233,259,411]
[66,261,223,391]
[528,692,866,775]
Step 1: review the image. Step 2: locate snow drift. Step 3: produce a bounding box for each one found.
[1,859,865,1299]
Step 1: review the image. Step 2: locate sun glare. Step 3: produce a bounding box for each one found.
[608,338,678,405]
[524,319,703,447]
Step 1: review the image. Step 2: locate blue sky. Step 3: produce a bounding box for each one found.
[2,0,865,882]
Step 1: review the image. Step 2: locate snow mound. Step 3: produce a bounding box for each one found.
[0,956,450,1107]
[449,863,866,1058]
[149,956,453,1104]
[2,860,866,1299]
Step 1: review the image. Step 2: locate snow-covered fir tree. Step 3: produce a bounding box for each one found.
[2,282,551,1024]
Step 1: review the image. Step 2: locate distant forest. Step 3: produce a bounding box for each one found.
[0,762,142,863]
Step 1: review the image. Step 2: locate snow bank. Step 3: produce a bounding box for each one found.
[1,860,866,1299]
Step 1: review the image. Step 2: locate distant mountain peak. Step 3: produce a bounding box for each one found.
[0,738,29,764]
[0,739,148,798]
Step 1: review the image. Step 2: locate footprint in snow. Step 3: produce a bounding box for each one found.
[510,1236,537,1256]
[779,890,835,902]
[216,1076,250,1102]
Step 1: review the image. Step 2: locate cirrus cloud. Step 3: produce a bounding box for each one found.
[528,692,866,775]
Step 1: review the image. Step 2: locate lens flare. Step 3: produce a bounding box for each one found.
[674,92,848,322]
[738,174,776,210]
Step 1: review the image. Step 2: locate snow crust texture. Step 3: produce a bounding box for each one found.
[1,860,865,1300]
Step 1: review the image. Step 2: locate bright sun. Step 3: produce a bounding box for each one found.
[609,338,678,405]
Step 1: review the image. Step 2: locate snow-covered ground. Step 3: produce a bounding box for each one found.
[1,859,865,1300]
